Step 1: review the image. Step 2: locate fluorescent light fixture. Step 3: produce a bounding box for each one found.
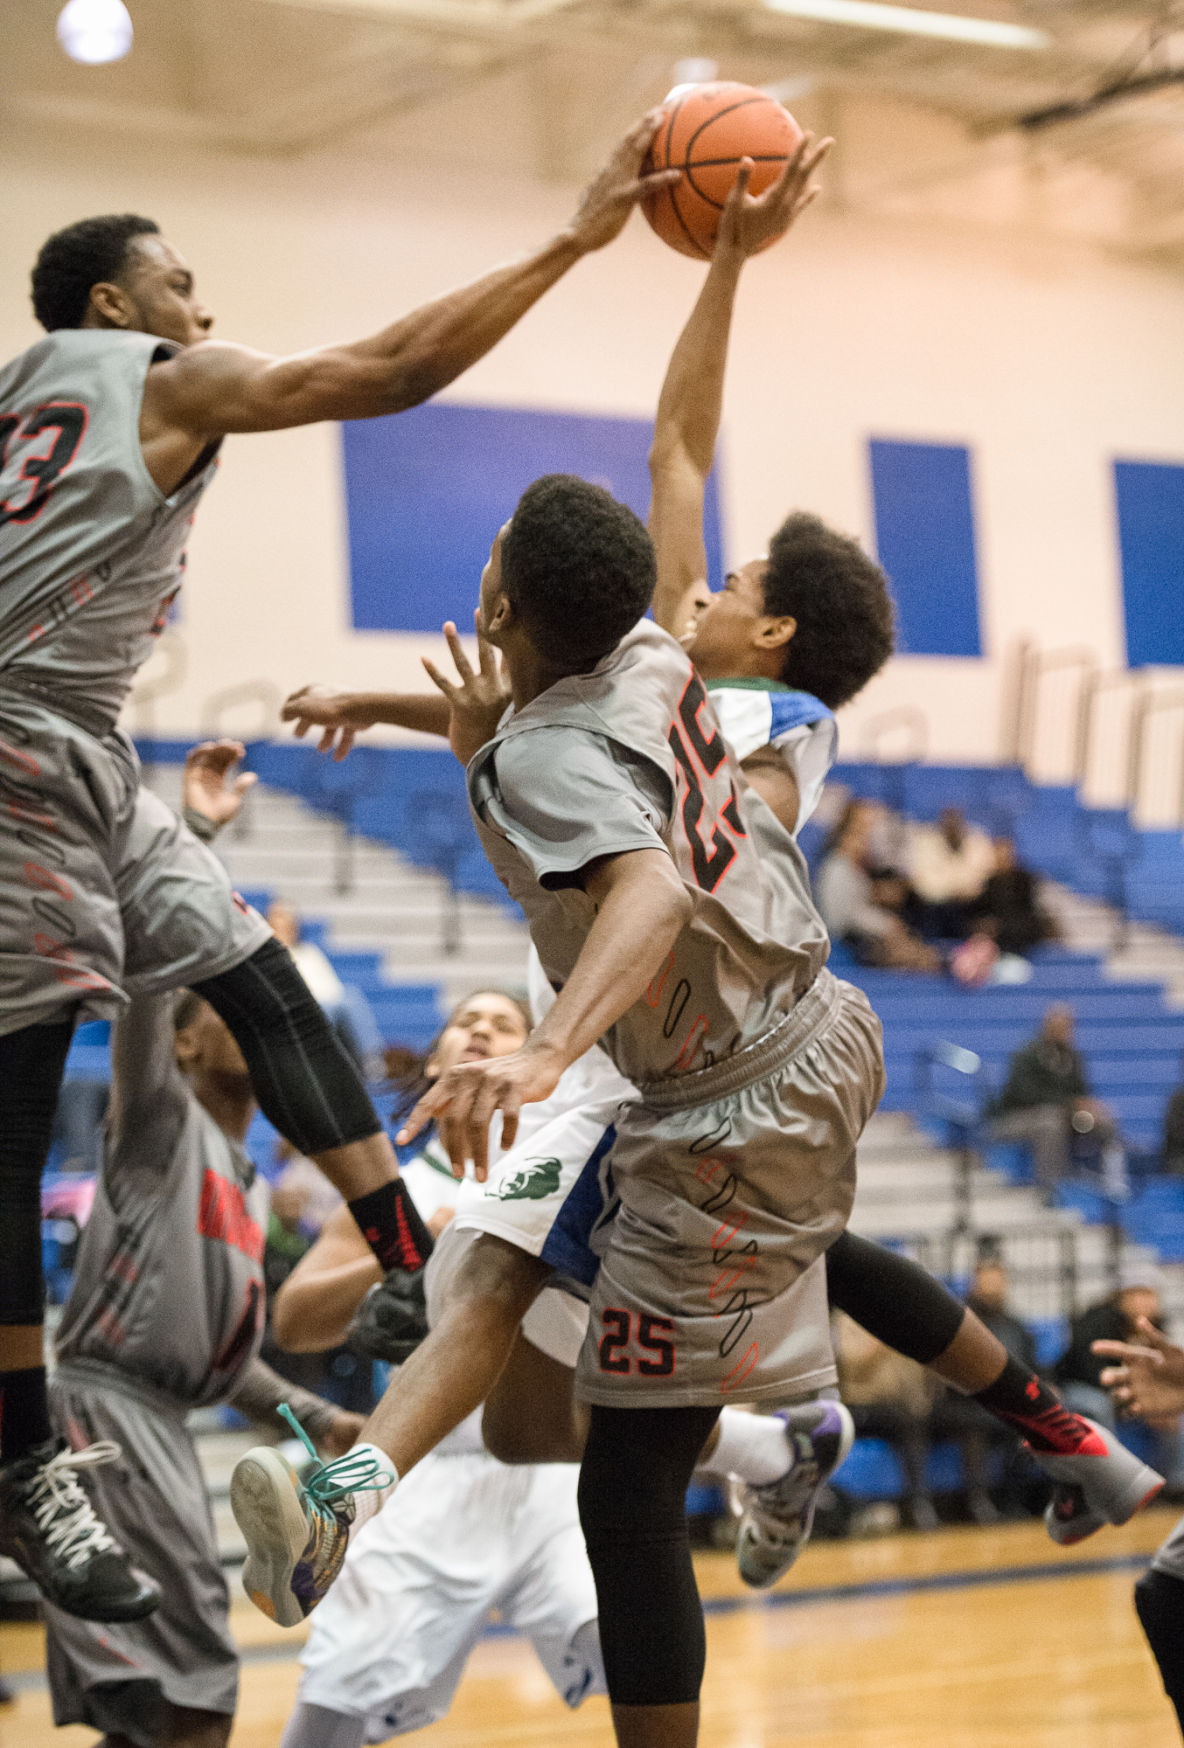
[763,0,1047,50]
[57,0,134,65]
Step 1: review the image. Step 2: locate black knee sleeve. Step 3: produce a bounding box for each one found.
[577,1404,719,1709]
[0,1020,75,1324]
[194,937,379,1158]
[1136,1567,1184,1731]
[826,1229,965,1366]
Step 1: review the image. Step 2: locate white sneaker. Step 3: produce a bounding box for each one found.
[735,1402,855,1589]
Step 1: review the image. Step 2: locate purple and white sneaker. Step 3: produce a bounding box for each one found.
[735,1401,855,1590]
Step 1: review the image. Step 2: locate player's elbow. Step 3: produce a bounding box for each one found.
[650,437,706,492]
[270,1286,329,1354]
[665,880,695,936]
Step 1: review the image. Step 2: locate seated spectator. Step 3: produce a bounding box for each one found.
[817,805,940,972]
[1162,1053,1184,1175]
[909,806,995,940]
[268,899,347,1011]
[985,1003,1126,1199]
[267,899,381,1073]
[835,1313,940,1530]
[965,1255,1039,1374]
[973,837,1056,959]
[1055,1274,1183,1490]
[925,1256,1040,1523]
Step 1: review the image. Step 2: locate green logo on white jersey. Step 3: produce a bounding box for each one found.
[491,1157,563,1201]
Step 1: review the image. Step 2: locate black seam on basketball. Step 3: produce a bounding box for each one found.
[668,180,710,259]
[685,154,789,168]
[662,91,687,171]
[681,96,771,165]
[684,155,790,210]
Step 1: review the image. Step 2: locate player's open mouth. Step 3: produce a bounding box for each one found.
[461,1043,492,1061]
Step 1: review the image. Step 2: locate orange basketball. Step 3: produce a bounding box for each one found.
[642,82,804,261]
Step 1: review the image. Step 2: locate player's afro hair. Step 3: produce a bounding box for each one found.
[763,512,895,709]
[500,474,656,670]
[31,214,161,332]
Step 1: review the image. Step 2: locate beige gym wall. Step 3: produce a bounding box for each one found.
[4,101,1184,777]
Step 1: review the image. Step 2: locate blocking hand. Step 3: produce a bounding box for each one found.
[182,739,256,827]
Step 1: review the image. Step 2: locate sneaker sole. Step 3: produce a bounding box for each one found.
[1035,1422,1165,1528]
[739,1403,856,1590]
[230,1448,310,1630]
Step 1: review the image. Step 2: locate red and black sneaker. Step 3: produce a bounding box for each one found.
[1025,1412,1164,1546]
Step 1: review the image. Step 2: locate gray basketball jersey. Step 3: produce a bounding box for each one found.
[0,330,217,724]
[55,994,268,1407]
[467,621,828,1088]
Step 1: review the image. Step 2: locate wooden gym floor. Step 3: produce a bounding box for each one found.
[3,1508,1180,1747]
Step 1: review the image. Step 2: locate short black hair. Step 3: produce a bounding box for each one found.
[31,214,161,332]
[763,512,895,709]
[500,474,655,670]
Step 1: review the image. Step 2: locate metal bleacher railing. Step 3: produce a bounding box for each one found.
[911,1041,1112,1318]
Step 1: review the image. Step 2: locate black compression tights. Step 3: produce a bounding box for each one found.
[578,1404,720,1709]
[194,937,379,1158]
[1136,1568,1184,1737]
[0,1019,75,1326]
[826,1228,965,1366]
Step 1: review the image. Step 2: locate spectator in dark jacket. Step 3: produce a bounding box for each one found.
[1056,1276,1182,1487]
[1162,1055,1184,1174]
[966,1258,1039,1372]
[986,1004,1124,1198]
[928,1260,1039,1522]
[974,837,1055,959]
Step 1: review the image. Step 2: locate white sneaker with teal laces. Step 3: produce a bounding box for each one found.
[230,1405,394,1628]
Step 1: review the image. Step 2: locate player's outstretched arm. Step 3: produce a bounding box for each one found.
[648,135,832,646]
[284,617,509,763]
[144,114,678,443]
[228,1355,365,1457]
[282,684,452,761]
[398,847,691,1178]
[1094,1317,1184,1420]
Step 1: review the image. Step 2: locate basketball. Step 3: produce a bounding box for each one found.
[642,81,804,260]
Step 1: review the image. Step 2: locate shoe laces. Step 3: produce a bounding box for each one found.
[277,1405,394,1521]
[29,1443,121,1571]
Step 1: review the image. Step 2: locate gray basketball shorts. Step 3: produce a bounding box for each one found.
[44,1363,238,1744]
[1152,1512,1184,1582]
[0,696,268,1035]
[575,971,886,1410]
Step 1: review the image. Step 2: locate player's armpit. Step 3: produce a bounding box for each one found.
[739,744,801,837]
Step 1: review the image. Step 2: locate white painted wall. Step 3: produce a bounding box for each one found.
[4,114,1184,774]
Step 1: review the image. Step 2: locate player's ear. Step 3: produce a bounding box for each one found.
[485,592,514,637]
[756,614,796,651]
[174,1025,199,1069]
[87,281,137,330]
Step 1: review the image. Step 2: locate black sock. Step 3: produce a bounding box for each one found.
[348,1179,433,1273]
[0,1367,53,1462]
[973,1357,1090,1453]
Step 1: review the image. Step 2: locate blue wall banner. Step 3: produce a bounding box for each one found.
[1115,459,1184,668]
[868,438,983,658]
[342,402,724,633]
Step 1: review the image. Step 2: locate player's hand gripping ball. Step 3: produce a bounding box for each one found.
[642,81,804,259]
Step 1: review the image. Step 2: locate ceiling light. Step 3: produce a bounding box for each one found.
[763,0,1047,50]
[57,0,134,65]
